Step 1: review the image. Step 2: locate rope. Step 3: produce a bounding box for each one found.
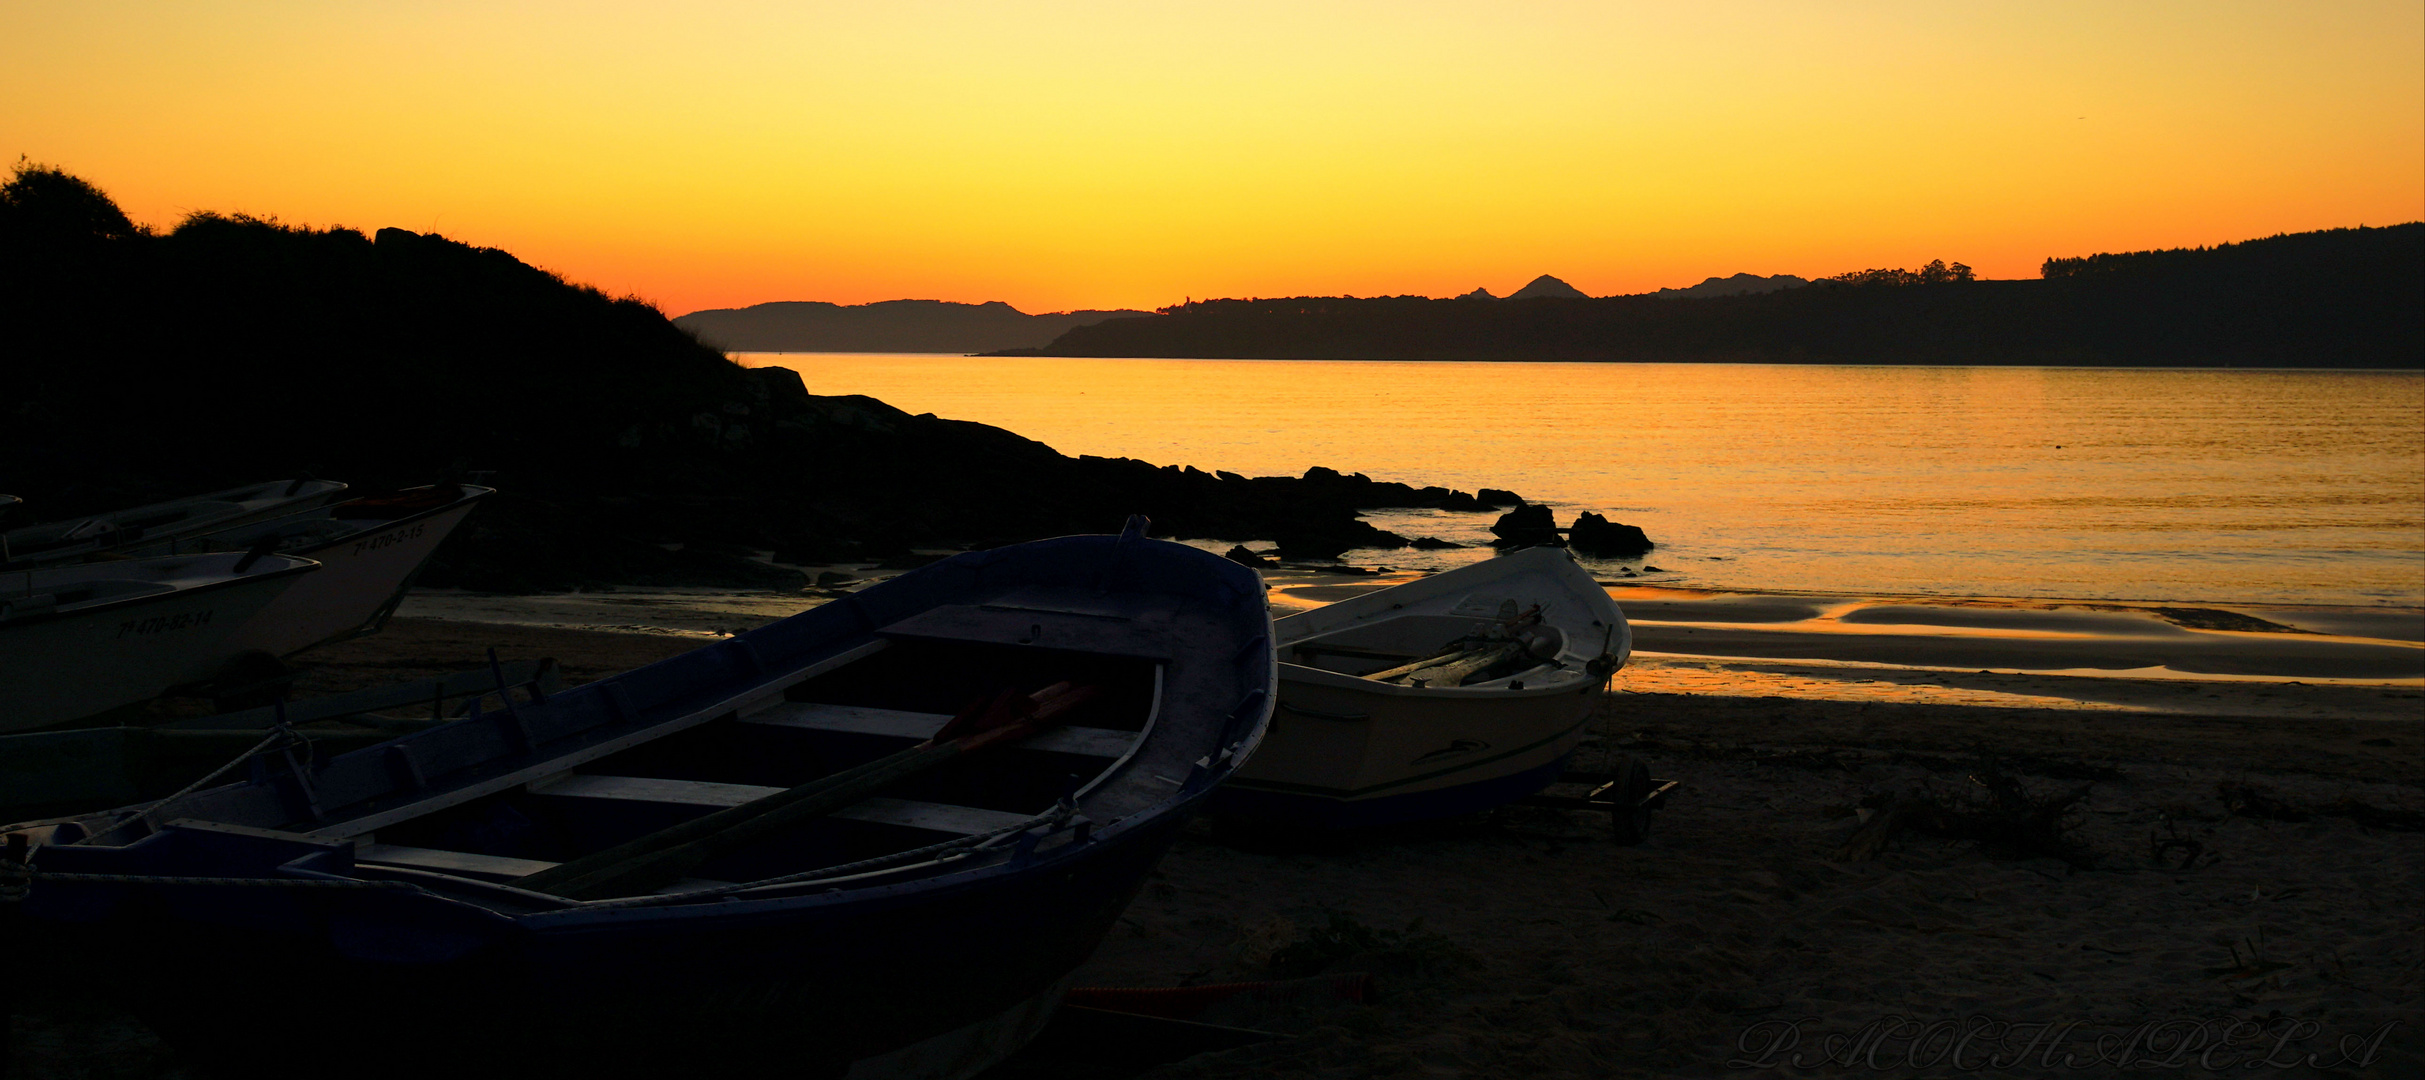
[83,726,302,845]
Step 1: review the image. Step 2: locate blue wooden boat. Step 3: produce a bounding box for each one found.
[7,522,1274,1079]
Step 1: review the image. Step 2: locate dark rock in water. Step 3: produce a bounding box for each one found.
[1224,545,1275,567]
[1567,512,1654,558]
[1271,514,1409,560]
[814,572,861,587]
[1642,564,1666,573]
[1488,504,1564,548]
[1408,536,1464,549]
[1476,488,1522,508]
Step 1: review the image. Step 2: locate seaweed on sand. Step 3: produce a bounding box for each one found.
[1834,758,2098,868]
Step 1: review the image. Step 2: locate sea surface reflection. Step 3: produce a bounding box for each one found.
[742,355,2425,607]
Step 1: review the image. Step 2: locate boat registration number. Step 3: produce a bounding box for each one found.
[118,609,212,637]
[351,522,426,556]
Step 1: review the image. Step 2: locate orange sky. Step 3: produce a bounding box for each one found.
[6,2,2419,315]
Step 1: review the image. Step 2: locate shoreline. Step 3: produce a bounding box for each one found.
[20,607,2421,1079]
[391,572,2424,722]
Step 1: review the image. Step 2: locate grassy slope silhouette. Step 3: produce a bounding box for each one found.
[0,167,1514,589]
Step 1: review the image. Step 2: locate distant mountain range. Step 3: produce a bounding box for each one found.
[996,224,2423,367]
[1654,272,1809,299]
[674,299,1151,354]
[1461,272,1804,300]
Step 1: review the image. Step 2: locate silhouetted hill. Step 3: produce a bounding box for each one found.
[674,299,1150,353]
[0,167,1517,589]
[1015,226,2422,367]
[1655,273,1808,299]
[1507,275,1589,300]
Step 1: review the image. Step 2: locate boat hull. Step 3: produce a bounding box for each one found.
[1213,676,1603,828]
[0,555,317,733]
[30,810,1187,1079]
[222,490,486,656]
[1214,547,1625,829]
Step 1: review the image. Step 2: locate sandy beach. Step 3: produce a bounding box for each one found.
[10,578,2421,1078]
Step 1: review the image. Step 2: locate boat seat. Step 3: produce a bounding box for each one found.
[356,843,557,880]
[740,702,1137,758]
[530,774,1041,836]
[354,843,730,893]
[875,603,1174,660]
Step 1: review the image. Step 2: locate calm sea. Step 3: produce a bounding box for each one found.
[741,355,2425,608]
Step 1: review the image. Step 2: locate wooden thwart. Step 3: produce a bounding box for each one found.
[513,681,1101,900]
[741,701,1136,758]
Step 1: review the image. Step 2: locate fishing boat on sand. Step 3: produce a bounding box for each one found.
[1211,546,1642,832]
[0,479,347,567]
[0,551,321,734]
[6,521,1275,1079]
[120,482,493,656]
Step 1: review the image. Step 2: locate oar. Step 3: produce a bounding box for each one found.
[1362,644,1496,683]
[1390,641,1526,687]
[514,681,1101,900]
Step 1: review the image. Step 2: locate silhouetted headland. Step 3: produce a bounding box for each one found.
[998,227,2424,366]
[0,166,1538,592]
[675,299,1150,354]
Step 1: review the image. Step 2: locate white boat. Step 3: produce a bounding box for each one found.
[120,483,493,657]
[0,552,320,733]
[1211,546,1630,829]
[0,479,348,567]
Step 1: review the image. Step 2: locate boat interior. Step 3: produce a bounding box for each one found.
[1284,613,1568,687]
[341,636,1164,898]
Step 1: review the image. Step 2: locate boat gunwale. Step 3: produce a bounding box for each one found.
[0,553,321,631]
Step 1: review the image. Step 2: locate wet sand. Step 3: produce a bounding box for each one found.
[12,583,2422,1078]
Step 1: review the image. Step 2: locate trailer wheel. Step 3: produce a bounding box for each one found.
[1609,755,1655,846]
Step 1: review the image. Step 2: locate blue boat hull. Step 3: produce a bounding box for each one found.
[14,527,1278,1078]
[1210,752,1573,831]
[28,809,1188,1076]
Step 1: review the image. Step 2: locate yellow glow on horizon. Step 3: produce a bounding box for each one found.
[4,1,2418,315]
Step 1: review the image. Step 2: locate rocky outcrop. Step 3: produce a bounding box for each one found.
[0,166,1534,593]
[1567,512,1653,558]
[1488,505,1563,548]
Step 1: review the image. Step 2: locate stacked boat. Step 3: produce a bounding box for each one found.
[0,480,490,730]
[1213,546,1641,831]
